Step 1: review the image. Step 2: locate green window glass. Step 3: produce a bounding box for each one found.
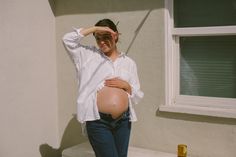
[174,0,236,27]
[180,36,236,98]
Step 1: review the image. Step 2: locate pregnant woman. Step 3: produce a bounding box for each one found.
[63,19,143,157]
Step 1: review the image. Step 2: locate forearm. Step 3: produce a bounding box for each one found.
[62,26,98,49]
[79,26,97,36]
[80,26,116,37]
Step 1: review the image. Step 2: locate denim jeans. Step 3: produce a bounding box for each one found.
[86,110,131,157]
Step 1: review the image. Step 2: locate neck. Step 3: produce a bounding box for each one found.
[105,48,119,61]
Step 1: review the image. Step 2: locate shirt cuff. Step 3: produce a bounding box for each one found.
[129,87,144,105]
[73,27,85,37]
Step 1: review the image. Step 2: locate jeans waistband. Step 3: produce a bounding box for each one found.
[99,109,130,124]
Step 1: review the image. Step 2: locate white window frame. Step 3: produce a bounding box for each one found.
[159,0,236,118]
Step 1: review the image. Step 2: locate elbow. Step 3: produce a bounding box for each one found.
[62,33,69,44]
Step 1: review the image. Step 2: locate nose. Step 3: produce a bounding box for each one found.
[98,40,106,45]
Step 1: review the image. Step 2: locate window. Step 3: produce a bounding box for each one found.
[159,0,236,118]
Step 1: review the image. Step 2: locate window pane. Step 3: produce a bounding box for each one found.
[174,0,236,27]
[180,36,236,98]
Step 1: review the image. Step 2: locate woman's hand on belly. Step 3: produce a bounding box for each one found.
[104,77,131,95]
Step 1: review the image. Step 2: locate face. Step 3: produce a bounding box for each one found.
[94,31,117,55]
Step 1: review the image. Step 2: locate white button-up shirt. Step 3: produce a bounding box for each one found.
[63,28,144,123]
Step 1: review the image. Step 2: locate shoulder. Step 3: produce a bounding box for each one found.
[122,54,136,65]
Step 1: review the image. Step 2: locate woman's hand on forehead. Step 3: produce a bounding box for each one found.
[94,33,112,42]
[95,26,116,35]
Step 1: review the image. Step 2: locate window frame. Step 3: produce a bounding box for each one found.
[159,0,236,118]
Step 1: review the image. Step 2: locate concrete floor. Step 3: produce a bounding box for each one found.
[62,141,176,157]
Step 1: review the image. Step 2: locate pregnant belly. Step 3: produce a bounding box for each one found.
[97,86,129,119]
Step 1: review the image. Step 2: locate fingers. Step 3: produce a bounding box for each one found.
[95,26,117,35]
[105,78,118,87]
[104,78,126,89]
[104,27,117,35]
[104,78,117,86]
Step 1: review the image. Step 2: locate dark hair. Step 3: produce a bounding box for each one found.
[94,19,119,42]
[95,19,118,33]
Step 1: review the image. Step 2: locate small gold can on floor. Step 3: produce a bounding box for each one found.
[177,144,187,157]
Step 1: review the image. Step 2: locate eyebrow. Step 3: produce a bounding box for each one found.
[94,33,111,38]
[95,33,111,36]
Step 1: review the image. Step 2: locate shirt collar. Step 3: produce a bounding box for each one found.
[119,52,126,57]
[99,50,126,60]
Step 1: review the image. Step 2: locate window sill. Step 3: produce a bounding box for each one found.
[158,105,236,119]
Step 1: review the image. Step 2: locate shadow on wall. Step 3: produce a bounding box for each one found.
[39,115,87,157]
[48,0,163,16]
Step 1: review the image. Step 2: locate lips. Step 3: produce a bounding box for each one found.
[100,43,109,50]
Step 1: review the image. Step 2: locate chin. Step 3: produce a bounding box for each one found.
[102,49,111,54]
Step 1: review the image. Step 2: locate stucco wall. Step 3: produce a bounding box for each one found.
[0,0,59,157]
[55,1,236,157]
[2,0,234,157]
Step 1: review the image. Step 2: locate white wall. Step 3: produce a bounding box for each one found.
[2,0,235,157]
[55,1,236,157]
[0,0,59,157]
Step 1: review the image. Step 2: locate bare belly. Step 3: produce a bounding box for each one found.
[97,86,129,119]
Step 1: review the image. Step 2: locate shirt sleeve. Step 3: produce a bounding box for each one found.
[62,28,95,68]
[129,61,144,105]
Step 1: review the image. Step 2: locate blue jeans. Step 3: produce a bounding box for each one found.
[86,110,131,157]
